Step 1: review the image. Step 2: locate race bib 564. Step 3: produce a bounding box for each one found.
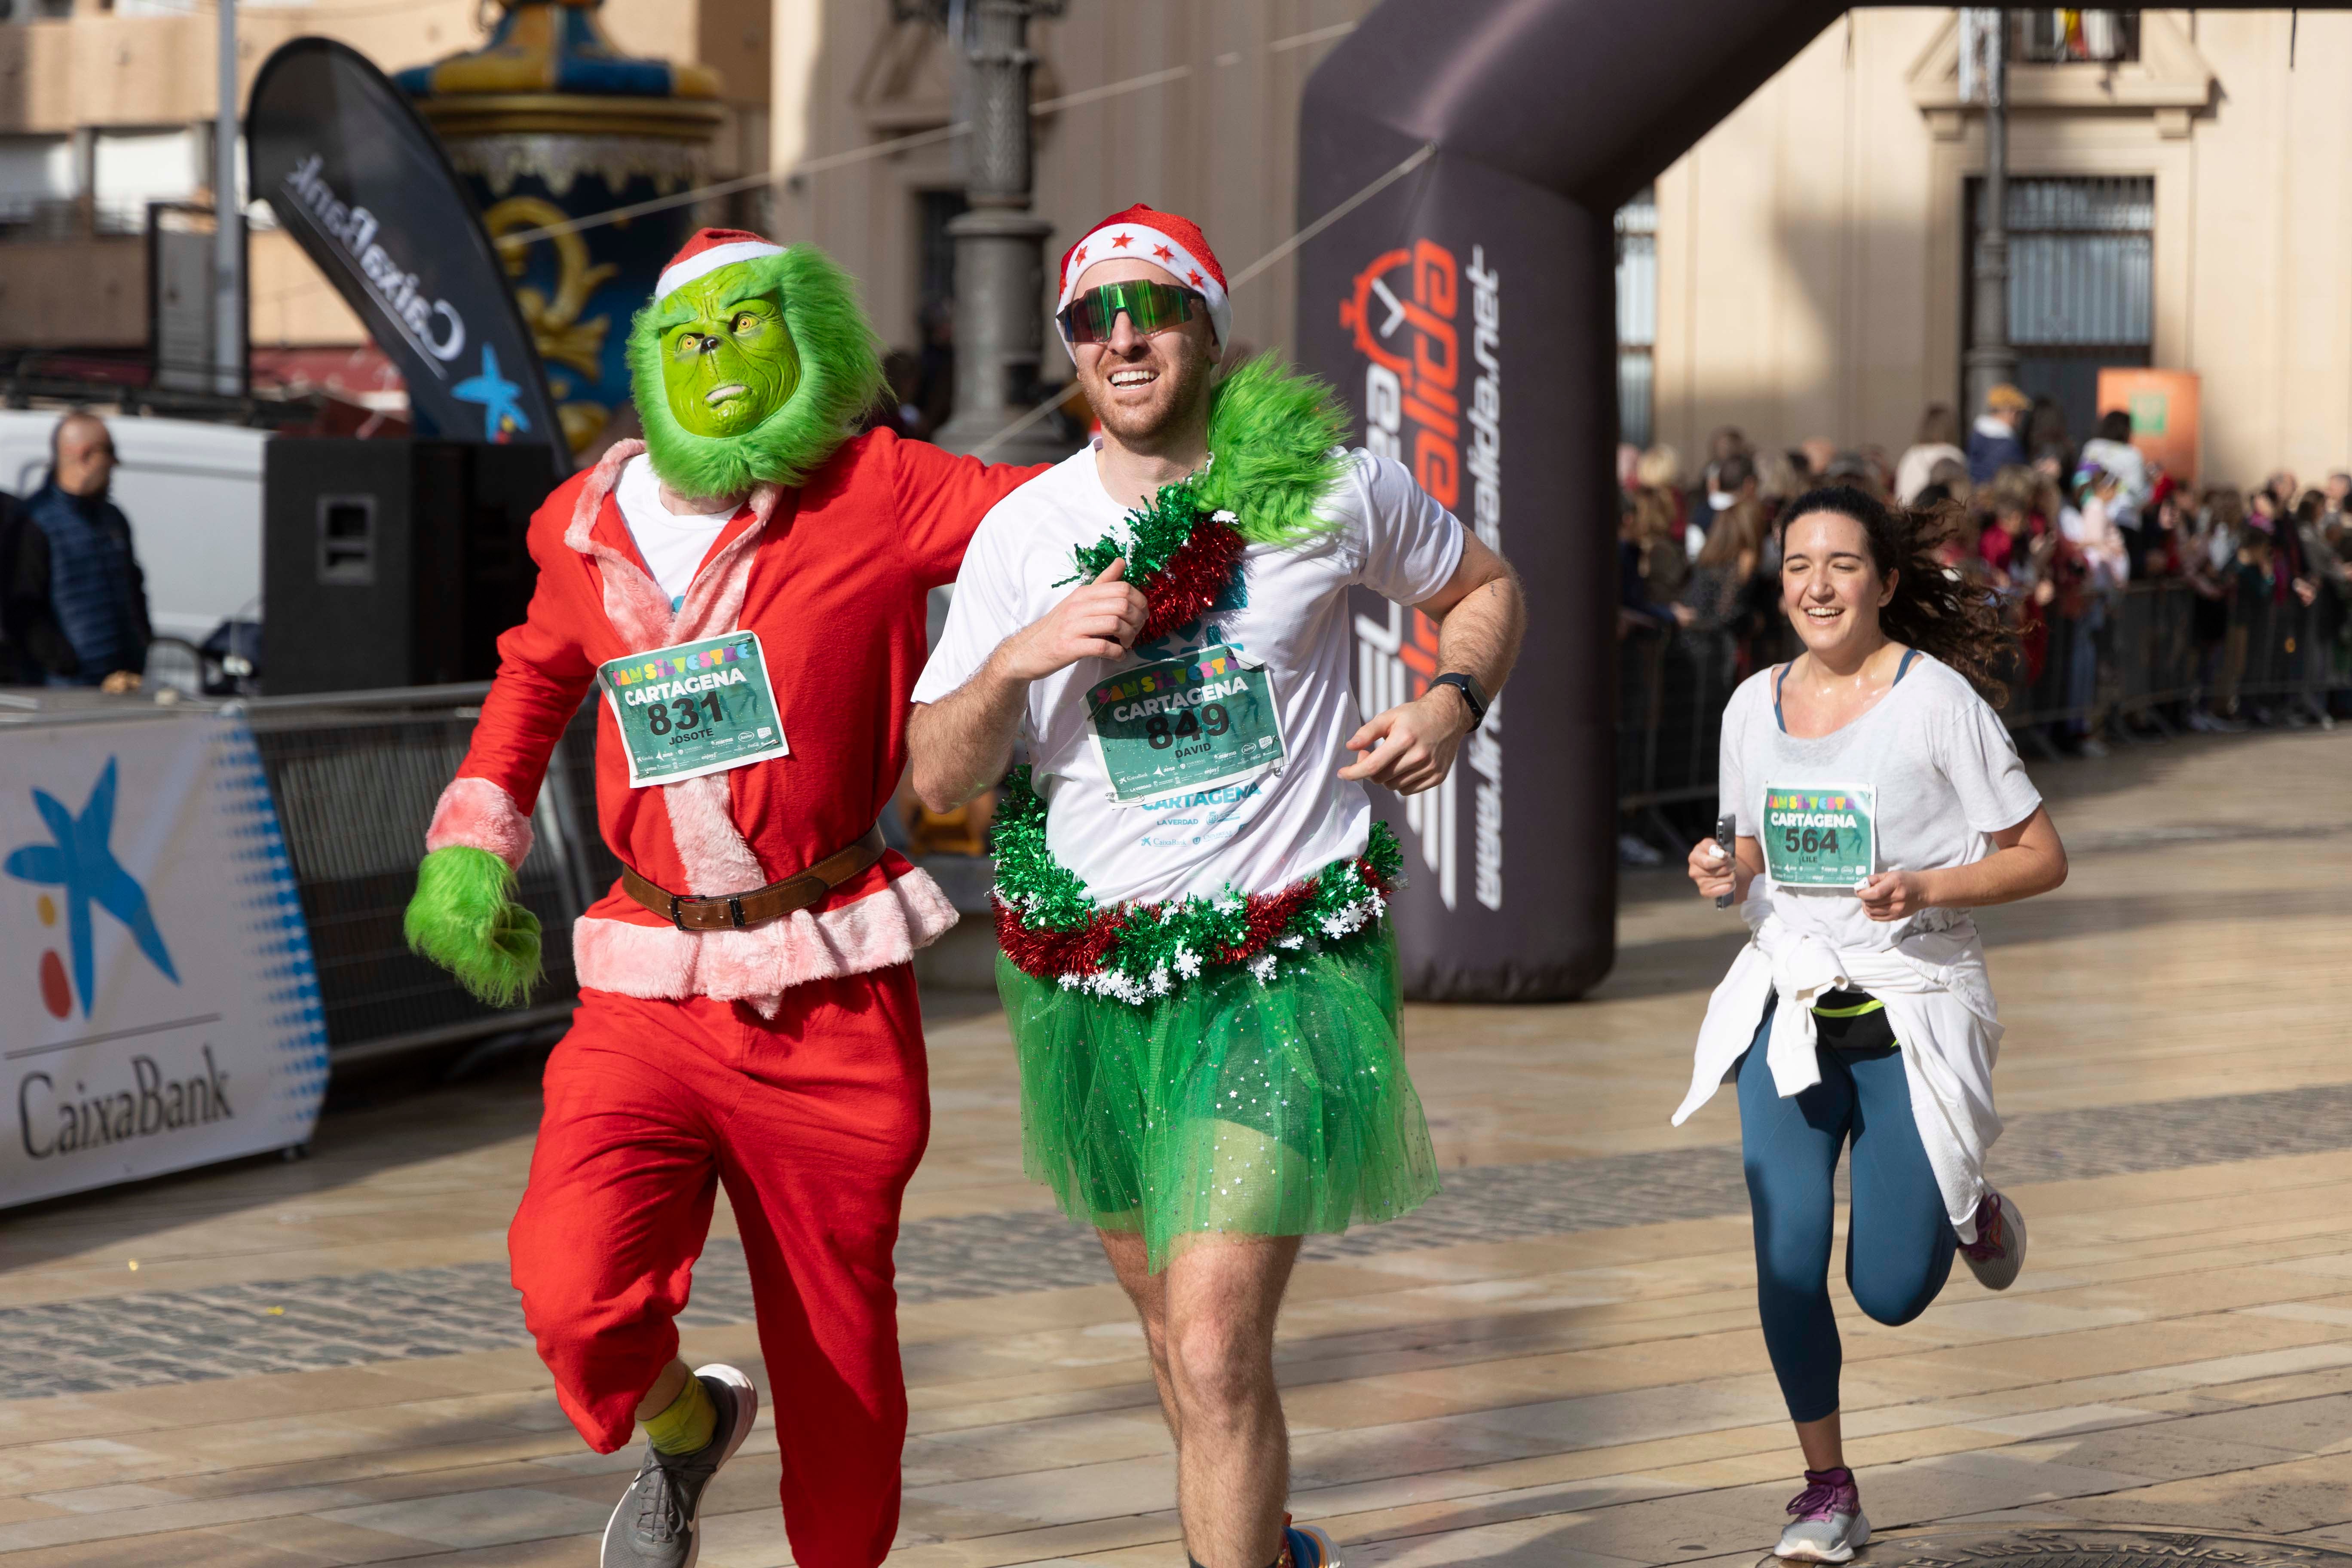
[1761,782,1877,888]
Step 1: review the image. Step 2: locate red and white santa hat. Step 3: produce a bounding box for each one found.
[1054,203,1231,358]
[655,227,785,302]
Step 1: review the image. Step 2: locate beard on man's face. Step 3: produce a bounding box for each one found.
[1077,325,1216,445]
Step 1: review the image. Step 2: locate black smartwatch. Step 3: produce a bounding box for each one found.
[1428,671,1488,730]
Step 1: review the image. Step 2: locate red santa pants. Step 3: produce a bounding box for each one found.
[509,968,930,1568]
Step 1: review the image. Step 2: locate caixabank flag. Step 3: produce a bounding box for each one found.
[247,38,565,462]
[0,715,327,1207]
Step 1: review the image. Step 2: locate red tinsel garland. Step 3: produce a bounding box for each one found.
[994,903,1127,977]
[1134,520,1246,644]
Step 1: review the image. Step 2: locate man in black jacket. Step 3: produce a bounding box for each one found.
[3,412,150,689]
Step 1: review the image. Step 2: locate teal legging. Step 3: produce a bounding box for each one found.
[1736,994,1957,1423]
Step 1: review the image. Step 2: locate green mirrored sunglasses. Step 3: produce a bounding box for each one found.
[1057,279,1204,344]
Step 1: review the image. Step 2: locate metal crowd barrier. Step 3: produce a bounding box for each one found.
[233,686,614,1065]
[1618,580,2346,838]
[0,686,613,1066]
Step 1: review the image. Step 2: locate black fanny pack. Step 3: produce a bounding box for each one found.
[1811,988,1898,1054]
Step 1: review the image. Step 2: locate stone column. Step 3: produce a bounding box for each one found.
[1964,9,2018,419]
[934,0,1070,465]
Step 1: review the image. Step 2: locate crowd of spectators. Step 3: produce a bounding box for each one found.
[1617,386,2352,763]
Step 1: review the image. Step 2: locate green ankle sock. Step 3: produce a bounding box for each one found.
[643,1374,717,1455]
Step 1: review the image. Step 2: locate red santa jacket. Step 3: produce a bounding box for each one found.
[423,429,1043,1006]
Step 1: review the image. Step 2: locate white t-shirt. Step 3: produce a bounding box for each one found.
[912,444,1464,906]
[615,453,736,610]
[1720,653,2043,955]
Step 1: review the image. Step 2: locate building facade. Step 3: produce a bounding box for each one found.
[9,1,2334,492]
[766,0,1375,368]
[0,0,769,364]
[1636,7,2351,490]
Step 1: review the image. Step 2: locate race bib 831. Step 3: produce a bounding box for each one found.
[597,632,788,788]
[1761,782,1877,888]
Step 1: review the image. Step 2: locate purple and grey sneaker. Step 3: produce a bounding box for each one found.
[1776,1466,1869,1562]
[1959,1188,2028,1291]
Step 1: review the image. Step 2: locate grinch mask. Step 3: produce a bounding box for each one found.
[627,244,884,497]
[658,271,800,438]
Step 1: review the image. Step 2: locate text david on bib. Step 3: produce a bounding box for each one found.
[1086,643,1285,806]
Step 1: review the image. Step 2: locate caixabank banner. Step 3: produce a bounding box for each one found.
[0,714,327,1207]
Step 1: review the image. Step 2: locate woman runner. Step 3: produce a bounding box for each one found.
[1680,485,2070,1562]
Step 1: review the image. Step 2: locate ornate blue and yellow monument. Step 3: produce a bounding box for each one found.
[398,0,724,455]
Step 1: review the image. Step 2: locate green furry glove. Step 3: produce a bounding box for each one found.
[404,845,543,1008]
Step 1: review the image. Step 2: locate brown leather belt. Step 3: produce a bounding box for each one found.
[621,825,887,931]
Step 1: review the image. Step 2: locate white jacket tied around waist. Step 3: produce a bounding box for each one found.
[1672,892,2004,1240]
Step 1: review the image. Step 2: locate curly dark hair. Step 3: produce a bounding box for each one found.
[1777,484,2015,707]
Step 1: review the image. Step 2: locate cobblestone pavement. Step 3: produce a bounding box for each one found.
[8,1078,2348,1398]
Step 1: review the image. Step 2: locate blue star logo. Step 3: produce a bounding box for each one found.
[5,758,178,1017]
[453,344,530,442]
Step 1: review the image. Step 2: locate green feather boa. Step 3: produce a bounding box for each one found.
[405,845,543,1009]
[1195,353,1353,545]
[627,244,886,496]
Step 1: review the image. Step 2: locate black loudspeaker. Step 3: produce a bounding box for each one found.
[263,439,559,694]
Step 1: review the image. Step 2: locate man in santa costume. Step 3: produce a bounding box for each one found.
[907,205,1525,1568]
[403,229,1044,1568]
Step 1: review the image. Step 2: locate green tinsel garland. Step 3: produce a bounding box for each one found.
[1056,354,1353,588]
[990,766,1403,1001]
[1064,478,1214,588]
[990,765,1093,931]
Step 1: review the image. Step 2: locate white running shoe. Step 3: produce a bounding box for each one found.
[1959,1188,2027,1291]
[1776,1468,1869,1563]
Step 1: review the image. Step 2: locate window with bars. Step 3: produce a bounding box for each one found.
[1964,175,2153,438]
[1615,187,1657,450]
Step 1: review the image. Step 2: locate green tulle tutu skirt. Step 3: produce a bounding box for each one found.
[997,928,1440,1271]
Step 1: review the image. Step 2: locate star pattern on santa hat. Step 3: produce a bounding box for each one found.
[1056,204,1231,355]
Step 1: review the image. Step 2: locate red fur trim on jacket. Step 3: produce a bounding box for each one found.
[570,866,960,1005]
[424,776,534,868]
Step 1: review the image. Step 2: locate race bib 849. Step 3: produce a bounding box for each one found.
[1085,643,1285,807]
[1761,782,1877,888]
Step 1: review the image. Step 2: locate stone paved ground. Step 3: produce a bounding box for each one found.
[0,728,2348,1568]
[12,1081,2352,1397]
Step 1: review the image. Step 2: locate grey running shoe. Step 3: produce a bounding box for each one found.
[1776,1467,1869,1563]
[601,1365,757,1568]
[1959,1188,2028,1291]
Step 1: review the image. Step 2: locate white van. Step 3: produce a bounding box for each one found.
[0,409,268,644]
